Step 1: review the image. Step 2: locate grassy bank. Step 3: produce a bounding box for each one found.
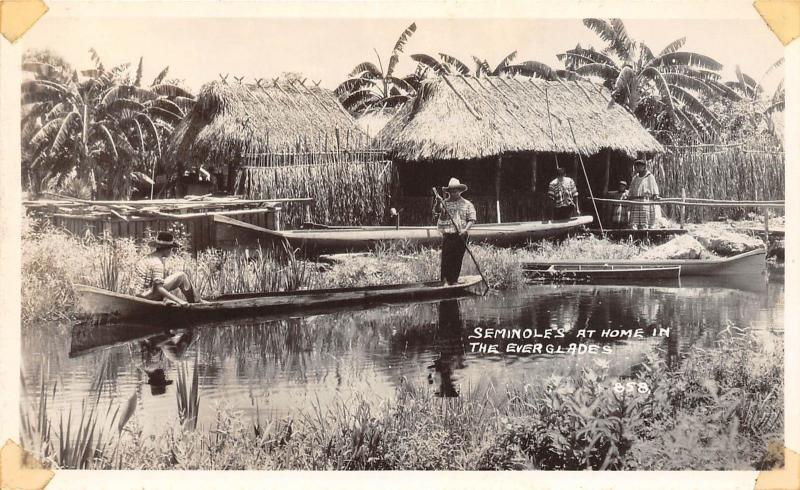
[22,219,646,324]
[21,325,782,470]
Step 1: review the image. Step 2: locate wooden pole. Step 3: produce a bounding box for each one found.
[602,150,611,196]
[680,188,686,229]
[495,155,502,224]
[763,207,770,244]
[530,154,538,220]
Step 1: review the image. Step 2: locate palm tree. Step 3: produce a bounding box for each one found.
[558,19,738,138]
[21,49,193,199]
[720,58,784,141]
[335,23,418,115]
[410,50,569,80]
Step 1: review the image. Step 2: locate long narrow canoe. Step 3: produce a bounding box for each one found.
[528,265,681,282]
[213,214,593,254]
[75,275,482,322]
[522,248,766,277]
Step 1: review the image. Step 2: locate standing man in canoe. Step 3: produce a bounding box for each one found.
[628,159,661,229]
[134,231,203,305]
[547,166,580,220]
[434,178,476,286]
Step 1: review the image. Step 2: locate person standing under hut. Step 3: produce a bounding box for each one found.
[434,178,476,286]
[608,180,630,228]
[628,159,661,229]
[547,166,580,220]
[134,231,203,305]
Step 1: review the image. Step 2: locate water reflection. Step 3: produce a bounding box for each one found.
[428,299,466,398]
[23,279,783,433]
[139,330,196,396]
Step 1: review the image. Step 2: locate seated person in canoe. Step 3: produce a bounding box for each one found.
[433,178,476,286]
[133,231,203,305]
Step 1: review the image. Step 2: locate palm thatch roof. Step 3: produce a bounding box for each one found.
[166,80,368,171]
[355,109,396,138]
[376,75,664,160]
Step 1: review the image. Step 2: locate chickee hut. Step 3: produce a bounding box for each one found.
[165,79,391,227]
[375,75,665,225]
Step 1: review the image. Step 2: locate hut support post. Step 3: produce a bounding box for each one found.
[763,207,770,244]
[530,154,538,219]
[495,156,502,223]
[602,150,610,196]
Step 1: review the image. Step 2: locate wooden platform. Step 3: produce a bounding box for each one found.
[25,196,288,251]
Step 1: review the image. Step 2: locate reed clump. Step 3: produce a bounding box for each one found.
[97,325,781,471]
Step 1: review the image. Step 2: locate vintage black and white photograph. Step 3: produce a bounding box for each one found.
[2,0,793,483]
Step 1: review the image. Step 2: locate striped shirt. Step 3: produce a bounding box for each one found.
[547,177,578,208]
[435,198,477,234]
[134,255,167,292]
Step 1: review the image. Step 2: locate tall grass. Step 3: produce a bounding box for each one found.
[176,355,200,430]
[238,159,393,227]
[20,372,136,469]
[653,145,784,221]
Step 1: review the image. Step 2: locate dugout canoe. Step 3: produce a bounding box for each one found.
[522,248,766,277]
[528,265,681,282]
[213,214,593,254]
[74,275,482,322]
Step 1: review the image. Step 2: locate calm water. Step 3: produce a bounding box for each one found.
[22,275,784,434]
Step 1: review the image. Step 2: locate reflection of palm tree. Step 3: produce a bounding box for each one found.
[428,299,466,398]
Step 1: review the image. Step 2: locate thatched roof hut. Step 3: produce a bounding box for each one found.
[166,80,368,176]
[376,75,663,160]
[376,75,664,225]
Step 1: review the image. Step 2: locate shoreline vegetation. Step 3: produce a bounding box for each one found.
[21,325,783,471]
[20,217,784,470]
[21,215,781,324]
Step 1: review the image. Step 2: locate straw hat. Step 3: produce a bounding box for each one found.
[634,159,648,167]
[442,178,468,193]
[149,231,180,249]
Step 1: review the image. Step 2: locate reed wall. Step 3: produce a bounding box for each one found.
[237,151,393,227]
[652,144,784,221]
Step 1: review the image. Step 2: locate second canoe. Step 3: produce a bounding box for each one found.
[213,214,593,254]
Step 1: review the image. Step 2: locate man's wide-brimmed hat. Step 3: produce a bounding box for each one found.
[442,178,468,193]
[634,159,648,166]
[619,180,628,187]
[149,231,180,249]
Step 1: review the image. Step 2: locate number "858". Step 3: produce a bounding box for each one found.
[613,382,650,394]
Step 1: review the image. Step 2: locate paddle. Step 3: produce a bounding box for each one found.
[432,187,490,296]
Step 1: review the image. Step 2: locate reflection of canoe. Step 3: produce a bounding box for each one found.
[528,265,681,282]
[69,321,172,358]
[213,214,593,254]
[522,249,766,277]
[74,276,482,322]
